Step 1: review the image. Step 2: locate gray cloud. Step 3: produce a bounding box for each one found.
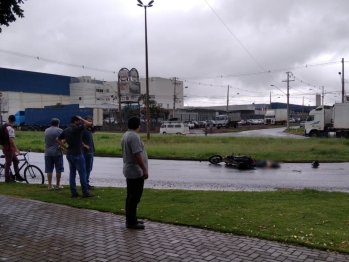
[1,0,348,106]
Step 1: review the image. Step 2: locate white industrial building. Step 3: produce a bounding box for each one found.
[0,67,185,122]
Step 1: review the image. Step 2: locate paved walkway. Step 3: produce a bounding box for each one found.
[1,195,348,262]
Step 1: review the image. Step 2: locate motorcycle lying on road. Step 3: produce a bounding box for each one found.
[208,154,255,170]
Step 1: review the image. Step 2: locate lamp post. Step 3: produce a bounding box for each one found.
[137,0,153,140]
[226,85,239,113]
[339,70,345,103]
[270,85,278,105]
[172,85,188,118]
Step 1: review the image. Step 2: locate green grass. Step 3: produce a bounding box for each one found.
[1,183,349,254]
[4,130,349,253]
[15,131,349,162]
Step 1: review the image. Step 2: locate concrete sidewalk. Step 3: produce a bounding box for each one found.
[0,195,348,262]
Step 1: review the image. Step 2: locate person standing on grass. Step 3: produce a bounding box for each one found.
[44,118,64,190]
[56,116,95,198]
[1,115,25,182]
[82,115,95,190]
[121,116,148,229]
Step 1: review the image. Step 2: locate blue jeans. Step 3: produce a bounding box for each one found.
[83,153,94,186]
[66,154,88,195]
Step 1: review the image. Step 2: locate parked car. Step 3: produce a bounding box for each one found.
[192,121,199,128]
[300,120,305,127]
[288,118,296,123]
[206,120,216,127]
[184,120,195,129]
[197,121,206,128]
[238,119,246,125]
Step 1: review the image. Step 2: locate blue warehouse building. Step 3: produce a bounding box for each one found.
[0,67,71,95]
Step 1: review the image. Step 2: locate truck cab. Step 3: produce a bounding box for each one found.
[214,115,228,128]
[214,113,241,128]
[304,105,332,137]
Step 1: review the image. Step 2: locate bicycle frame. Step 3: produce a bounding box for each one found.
[0,150,44,184]
[0,151,30,176]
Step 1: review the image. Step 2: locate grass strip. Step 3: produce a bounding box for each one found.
[15,131,349,162]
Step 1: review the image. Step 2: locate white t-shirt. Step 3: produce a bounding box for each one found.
[6,126,15,138]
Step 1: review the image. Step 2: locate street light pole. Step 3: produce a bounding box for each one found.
[282,72,294,129]
[226,85,239,113]
[137,0,154,140]
[172,80,187,118]
[342,58,345,103]
[226,85,229,113]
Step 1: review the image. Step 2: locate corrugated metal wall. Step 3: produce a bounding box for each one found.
[0,67,70,95]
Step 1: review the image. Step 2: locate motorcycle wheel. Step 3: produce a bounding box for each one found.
[208,155,223,164]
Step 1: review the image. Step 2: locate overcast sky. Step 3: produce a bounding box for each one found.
[1,0,349,107]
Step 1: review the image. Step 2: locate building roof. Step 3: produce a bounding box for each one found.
[0,67,71,95]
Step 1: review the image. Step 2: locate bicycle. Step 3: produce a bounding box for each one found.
[0,150,44,184]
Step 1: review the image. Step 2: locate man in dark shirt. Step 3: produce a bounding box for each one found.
[82,116,95,190]
[56,116,95,198]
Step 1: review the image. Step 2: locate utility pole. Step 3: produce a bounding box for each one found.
[322,86,324,105]
[172,77,180,118]
[282,72,295,129]
[302,96,304,119]
[342,58,345,103]
[226,85,230,113]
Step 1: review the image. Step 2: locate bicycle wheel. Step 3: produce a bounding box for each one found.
[24,165,44,184]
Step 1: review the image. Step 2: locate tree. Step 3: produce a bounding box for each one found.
[0,0,26,33]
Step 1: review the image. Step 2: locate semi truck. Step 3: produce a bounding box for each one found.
[304,103,349,138]
[214,113,241,128]
[264,109,287,125]
[15,105,103,131]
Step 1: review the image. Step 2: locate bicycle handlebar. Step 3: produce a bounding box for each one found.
[0,149,32,158]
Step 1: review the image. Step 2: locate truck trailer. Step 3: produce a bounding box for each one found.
[214,113,241,128]
[16,105,103,131]
[264,109,287,125]
[305,103,349,138]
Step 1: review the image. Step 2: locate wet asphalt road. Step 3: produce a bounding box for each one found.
[21,152,349,192]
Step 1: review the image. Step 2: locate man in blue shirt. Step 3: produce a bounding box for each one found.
[56,116,95,198]
[82,116,95,190]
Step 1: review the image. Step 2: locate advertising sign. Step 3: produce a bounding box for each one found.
[118,67,141,103]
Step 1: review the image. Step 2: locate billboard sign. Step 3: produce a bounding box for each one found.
[118,67,141,103]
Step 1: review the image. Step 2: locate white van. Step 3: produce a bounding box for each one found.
[160,121,189,135]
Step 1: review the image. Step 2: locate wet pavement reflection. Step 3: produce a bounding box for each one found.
[24,152,349,192]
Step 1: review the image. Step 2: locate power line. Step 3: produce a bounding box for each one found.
[1,48,345,101]
[0,49,117,75]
